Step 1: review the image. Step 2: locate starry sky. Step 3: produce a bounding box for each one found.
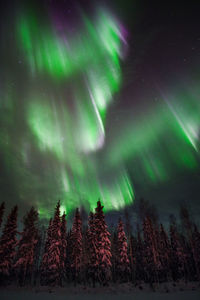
[0,0,200,223]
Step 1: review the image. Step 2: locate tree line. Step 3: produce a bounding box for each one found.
[0,200,199,287]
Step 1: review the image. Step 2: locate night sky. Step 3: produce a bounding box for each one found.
[0,0,200,223]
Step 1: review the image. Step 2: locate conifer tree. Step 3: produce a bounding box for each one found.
[0,206,18,282]
[14,207,39,286]
[116,219,130,282]
[111,230,118,283]
[135,229,145,282]
[82,226,89,286]
[142,215,160,284]
[191,224,200,280]
[158,224,171,282]
[86,212,98,286]
[0,202,5,229]
[94,200,112,285]
[40,218,53,285]
[180,232,192,281]
[65,228,72,282]
[60,212,67,285]
[32,225,44,286]
[179,206,198,280]
[40,201,62,286]
[180,206,194,238]
[70,208,82,285]
[169,217,185,281]
[129,234,138,282]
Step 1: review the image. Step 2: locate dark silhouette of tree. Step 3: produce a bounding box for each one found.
[180,205,194,238]
[138,198,158,226]
[180,205,200,280]
[116,218,130,282]
[70,208,82,285]
[0,206,18,283]
[14,207,39,286]
[169,216,185,281]
[135,229,145,283]
[0,202,5,229]
[191,224,200,280]
[124,208,132,237]
[157,224,171,282]
[180,232,193,282]
[94,200,112,285]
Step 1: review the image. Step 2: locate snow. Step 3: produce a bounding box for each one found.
[1,282,199,300]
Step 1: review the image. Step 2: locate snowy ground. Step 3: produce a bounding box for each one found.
[1,282,200,300]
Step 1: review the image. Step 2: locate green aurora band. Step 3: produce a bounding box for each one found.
[14,8,134,217]
[0,8,199,218]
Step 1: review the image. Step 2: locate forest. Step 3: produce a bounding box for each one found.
[0,200,199,289]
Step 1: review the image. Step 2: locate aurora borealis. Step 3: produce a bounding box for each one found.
[0,1,200,220]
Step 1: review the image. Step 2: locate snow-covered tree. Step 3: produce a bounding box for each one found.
[142,215,160,284]
[116,219,130,282]
[14,207,39,286]
[0,206,18,282]
[86,212,98,286]
[81,226,89,286]
[65,228,72,282]
[40,218,52,285]
[70,208,82,285]
[111,230,118,283]
[94,200,112,285]
[40,201,62,286]
[32,224,45,286]
[60,212,67,285]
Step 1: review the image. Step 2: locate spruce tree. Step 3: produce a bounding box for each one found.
[60,212,67,285]
[142,215,160,284]
[94,200,112,285]
[33,225,44,286]
[0,206,18,282]
[82,226,89,286]
[191,224,200,280]
[180,206,194,238]
[179,233,192,281]
[179,206,198,280]
[70,208,82,285]
[86,212,98,286]
[65,228,72,282]
[40,218,53,285]
[40,201,62,286]
[111,230,118,283]
[169,217,185,281]
[116,219,130,282]
[158,224,171,282]
[135,229,145,282]
[14,207,39,286]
